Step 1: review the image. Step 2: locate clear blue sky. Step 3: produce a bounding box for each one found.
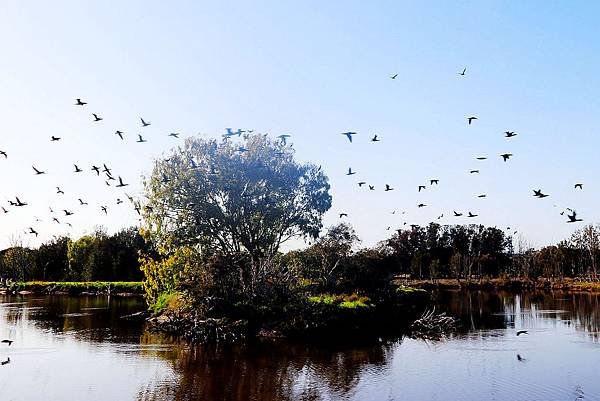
[0,1,599,249]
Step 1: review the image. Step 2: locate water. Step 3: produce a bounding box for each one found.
[0,291,599,401]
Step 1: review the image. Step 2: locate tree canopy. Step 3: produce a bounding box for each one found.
[142,134,332,261]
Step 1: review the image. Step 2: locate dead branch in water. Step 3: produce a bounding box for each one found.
[409,307,457,340]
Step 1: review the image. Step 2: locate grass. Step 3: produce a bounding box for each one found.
[398,277,600,293]
[308,293,374,309]
[7,281,143,294]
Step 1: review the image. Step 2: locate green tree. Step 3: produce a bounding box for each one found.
[141,135,331,261]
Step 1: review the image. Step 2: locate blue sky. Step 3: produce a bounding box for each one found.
[0,1,599,249]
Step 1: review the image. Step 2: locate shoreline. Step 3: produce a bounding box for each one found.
[400,277,600,293]
[0,281,144,297]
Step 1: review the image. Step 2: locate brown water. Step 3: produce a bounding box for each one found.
[0,291,599,401]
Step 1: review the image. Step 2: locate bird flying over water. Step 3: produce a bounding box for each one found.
[575,183,583,189]
[91,165,100,175]
[116,176,128,187]
[75,98,87,106]
[417,203,426,208]
[56,187,64,195]
[341,132,356,143]
[137,134,147,143]
[501,153,513,162]
[50,136,61,141]
[92,113,102,122]
[358,182,366,187]
[168,132,180,138]
[371,135,380,142]
[140,117,151,127]
[14,197,27,206]
[468,212,478,218]
[430,179,439,185]
[453,211,463,217]
[516,330,528,336]
[369,185,375,191]
[339,213,348,218]
[467,116,478,125]
[347,168,356,176]
[115,130,124,140]
[504,131,517,138]
[385,184,393,191]
[63,210,74,216]
[28,227,38,237]
[418,185,426,192]
[78,199,88,206]
[459,68,466,76]
[73,164,83,173]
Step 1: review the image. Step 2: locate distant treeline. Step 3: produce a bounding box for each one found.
[1,222,599,285]
[0,227,148,282]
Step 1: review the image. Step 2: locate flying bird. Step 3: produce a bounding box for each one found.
[50,136,61,141]
[430,179,439,185]
[32,166,46,175]
[470,170,480,174]
[369,185,375,191]
[63,210,74,216]
[467,116,478,125]
[346,168,356,176]
[567,211,583,223]
[78,199,88,205]
[137,134,147,143]
[453,211,463,217]
[478,194,487,198]
[1,357,10,366]
[385,184,393,191]
[371,135,380,142]
[115,130,124,140]
[277,134,291,144]
[56,187,64,195]
[417,203,426,208]
[341,132,356,143]
[116,176,128,187]
[516,330,528,336]
[575,183,583,190]
[476,157,487,160]
[504,131,517,138]
[73,164,83,173]
[391,74,398,79]
[91,165,101,175]
[0,150,6,158]
[75,98,87,106]
[101,206,108,215]
[168,132,180,138]
[339,213,348,218]
[358,182,366,187]
[418,185,426,192]
[468,212,478,218]
[140,117,151,127]
[28,227,38,237]
[459,68,466,76]
[14,197,27,206]
[92,113,102,122]
[501,153,513,162]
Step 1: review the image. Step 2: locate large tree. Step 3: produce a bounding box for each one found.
[142,134,332,262]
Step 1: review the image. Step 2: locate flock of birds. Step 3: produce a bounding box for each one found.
[335,68,586,235]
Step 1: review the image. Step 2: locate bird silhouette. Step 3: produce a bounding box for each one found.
[1,357,10,366]
[116,176,128,187]
[28,227,38,237]
[478,194,487,198]
[418,185,426,192]
[52,217,60,224]
[91,165,101,175]
[501,153,513,162]
[1,207,7,214]
[453,211,463,217]
[516,330,528,336]
[32,166,46,175]
[1,339,12,346]
[339,213,348,218]
[168,132,180,138]
[470,170,480,174]
[476,157,487,160]
[50,136,61,141]
[467,116,478,125]
[92,113,102,122]
[567,211,583,223]
[346,168,356,176]
[115,130,124,140]
[0,150,6,158]
[56,187,64,195]
[277,134,291,144]
[75,98,87,106]
[137,134,147,143]
[358,182,366,187]
[341,132,356,143]
[101,206,108,215]
[63,210,74,216]
[504,131,517,138]
[391,74,398,79]
[417,203,426,208]
[371,135,380,142]
[14,197,27,207]
[140,117,151,127]
[459,68,466,76]
[78,199,88,206]
[430,179,439,185]
[575,183,583,189]
[73,164,83,173]
[517,354,526,362]
[385,184,393,191]
[369,185,375,191]
[468,212,478,218]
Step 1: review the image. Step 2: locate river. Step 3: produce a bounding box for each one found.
[0,290,598,400]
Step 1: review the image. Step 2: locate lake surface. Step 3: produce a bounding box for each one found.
[0,291,599,401]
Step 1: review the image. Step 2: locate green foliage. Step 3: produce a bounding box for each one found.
[141,134,332,260]
[308,293,374,309]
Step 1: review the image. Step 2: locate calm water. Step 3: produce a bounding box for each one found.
[0,291,599,401]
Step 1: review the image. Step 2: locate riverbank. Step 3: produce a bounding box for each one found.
[400,277,600,293]
[1,281,143,296]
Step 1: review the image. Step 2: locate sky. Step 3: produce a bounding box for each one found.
[0,1,599,250]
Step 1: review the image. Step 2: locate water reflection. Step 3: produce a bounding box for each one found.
[0,291,600,400]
